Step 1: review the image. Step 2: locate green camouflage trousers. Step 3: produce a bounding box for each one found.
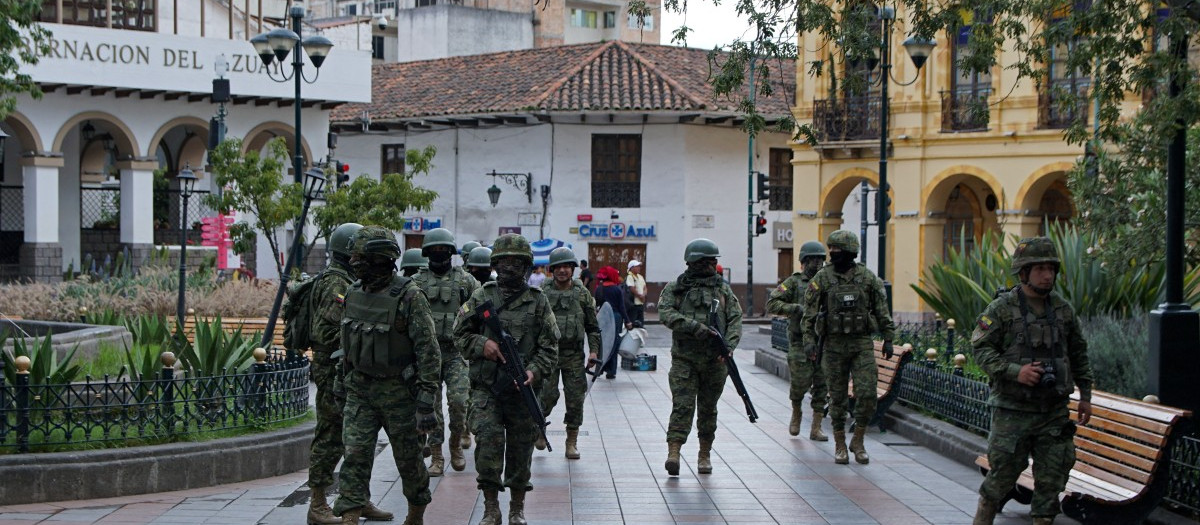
[469,388,536,492]
[540,341,588,429]
[332,372,431,515]
[666,354,729,444]
[787,345,828,411]
[822,337,876,432]
[308,352,344,489]
[980,405,1075,518]
[430,342,469,446]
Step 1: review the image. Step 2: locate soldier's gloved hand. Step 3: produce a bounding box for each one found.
[804,343,818,361]
[882,341,894,360]
[415,407,438,434]
[693,323,713,339]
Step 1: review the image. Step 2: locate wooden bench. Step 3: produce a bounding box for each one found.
[181,316,288,351]
[846,341,914,431]
[975,391,1192,524]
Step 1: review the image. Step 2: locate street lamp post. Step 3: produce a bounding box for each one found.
[872,7,935,312]
[260,168,327,351]
[175,166,197,331]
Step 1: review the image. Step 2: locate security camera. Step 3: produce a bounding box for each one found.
[376,15,388,30]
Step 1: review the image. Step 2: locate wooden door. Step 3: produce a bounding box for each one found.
[587,243,647,284]
[777,248,793,281]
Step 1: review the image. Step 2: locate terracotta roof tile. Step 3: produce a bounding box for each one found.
[331,41,795,123]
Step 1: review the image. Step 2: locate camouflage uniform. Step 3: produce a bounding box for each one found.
[332,228,441,523]
[540,278,601,431]
[306,261,354,491]
[767,269,829,436]
[973,237,1093,523]
[453,281,558,492]
[413,266,479,451]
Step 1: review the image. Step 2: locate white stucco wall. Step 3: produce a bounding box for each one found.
[394,5,533,62]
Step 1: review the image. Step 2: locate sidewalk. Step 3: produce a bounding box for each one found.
[0,326,1056,525]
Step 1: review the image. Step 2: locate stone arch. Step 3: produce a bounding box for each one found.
[919,165,1004,264]
[52,111,139,159]
[921,165,1005,216]
[820,167,880,218]
[147,116,209,160]
[241,121,313,171]
[2,111,44,153]
[1013,162,1075,212]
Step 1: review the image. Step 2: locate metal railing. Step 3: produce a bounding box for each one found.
[1167,433,1200,514]
[1038,82,1090,130]
[812,96,881,143]
[160,189,215,245]
[940,89,991,132]
[80,186,121,229]
[39,0,157,32]
[897,360,991,434]
[0,354,309,453]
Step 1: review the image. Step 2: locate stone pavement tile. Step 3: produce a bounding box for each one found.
[0,515,52,521]
[0,504,65,513]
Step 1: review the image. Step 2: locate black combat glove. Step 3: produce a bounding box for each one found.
[693,323,713,339]
[882,340,894,360]
[415,408,438,434]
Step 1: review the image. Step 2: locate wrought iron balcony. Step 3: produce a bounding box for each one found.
[1038,82,1090,130]
[940,89,991,132]
[812,96,882,143]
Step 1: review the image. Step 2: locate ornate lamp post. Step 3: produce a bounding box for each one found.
[484,170,532,207]
[260,168,327,351]
[175,165,197,331]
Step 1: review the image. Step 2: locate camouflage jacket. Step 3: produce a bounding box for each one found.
[972,288,1094,412]
[310,262,354,354]
[658,274,742,362]
[413,266,480,345]
[542,278,602,354]
[800,263,895,347]
[767,271,813,346]
[452,283,559,392]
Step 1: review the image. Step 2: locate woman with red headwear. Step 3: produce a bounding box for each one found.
[593,265,632,379]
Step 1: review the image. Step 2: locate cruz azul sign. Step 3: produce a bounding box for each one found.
[403,216,443,233]
[577,222,657,240]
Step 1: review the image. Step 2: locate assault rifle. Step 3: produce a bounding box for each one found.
[475,300,552,452]
[708,299,759,423]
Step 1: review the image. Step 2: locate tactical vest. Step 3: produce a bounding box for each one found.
[996,291,1074,400]
[821,269,877,336]
[543,281,585,343]
[340,275,418,377]
[416,268,471,345]
[671,282,730,341]
[786,273,810,341]
[468,285,544,393]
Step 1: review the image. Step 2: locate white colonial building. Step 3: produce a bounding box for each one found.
[0,1,371,282]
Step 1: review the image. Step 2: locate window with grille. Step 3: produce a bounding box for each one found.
[768,148,793,211]
[1040,2,1091,129]
[381,144,405,175]
[591,135,641,208]
[372,36,385,60]
[942,10,992,131]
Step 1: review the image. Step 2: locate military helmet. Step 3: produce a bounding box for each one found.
[1010,237,1060,274]
[328,222,364,258]
[350,226,401,259]
[490,233,533,263]
[799,240,827,261]
[461,241,482,256]
[826,230,860,254]
[467,246,492,267]
[400,248,428,270]
[684,238,721,263]
[547,247,578,269]
[420,228,457,256]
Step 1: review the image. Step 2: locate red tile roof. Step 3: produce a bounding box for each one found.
[330,41,795,124]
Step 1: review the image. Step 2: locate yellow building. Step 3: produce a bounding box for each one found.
[789,6,1090,320]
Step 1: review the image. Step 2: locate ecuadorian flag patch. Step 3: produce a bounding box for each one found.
[335,294,345,305]
[977,315,993,331]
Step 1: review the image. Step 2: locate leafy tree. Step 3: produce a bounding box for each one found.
[0,1,52,120]
[311,145,439,252]
[203,137,302,278]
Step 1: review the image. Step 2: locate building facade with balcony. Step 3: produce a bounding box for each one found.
[789,4,1092,320]
[0,1,371,282]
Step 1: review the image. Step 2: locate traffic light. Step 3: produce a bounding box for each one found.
[754,213,768,237]
[755,171,769,202]
[877,183,892,224]
[332,160,350,186]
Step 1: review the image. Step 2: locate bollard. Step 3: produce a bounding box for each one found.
[252,347,268,416]
[78,305,89,324]
[945,319,957,364]
[160,351,176,434]
[953,353,966,377]
[14,355,31,453]
[925,348,939,369]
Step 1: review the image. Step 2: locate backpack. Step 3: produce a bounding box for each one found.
[620,281,637,312]
[281,272,323,352]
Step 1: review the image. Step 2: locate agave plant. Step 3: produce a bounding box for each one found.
[177,316,258,377]
[2,331,83,386]
[911,229,1012,328]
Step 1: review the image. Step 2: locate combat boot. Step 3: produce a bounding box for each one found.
[534,434,547,451]
[972,496,1000,525]
[665,441,683,476]
[400,504,425,525]
[809,410,828,441]
[428,447,445,477]
[306,486,341,525]
[509,489,529,525]
[850,425,870,464]
[697,439,714,474]
[449,432,466,471]
[339,508,362,525]
[833,430,849,464]
[1032,518,1055,525]
[460,433,472,450]
[362,502,394,521]
[565,427,581,459]
[478,490,501,525]
[789,404,803,436]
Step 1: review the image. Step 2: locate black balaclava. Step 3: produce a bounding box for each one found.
[685,257,718,278]
[493,257,529,293]
[427,247,453,274]
[802,256,823,278]
[469,267,493,283]
[352,255,396,292]
[829,251,857,273]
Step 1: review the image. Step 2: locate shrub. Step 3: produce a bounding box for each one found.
[1080,313,1149,399]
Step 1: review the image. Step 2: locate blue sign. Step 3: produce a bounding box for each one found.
[403,216,443,233]
[577,222,656,240]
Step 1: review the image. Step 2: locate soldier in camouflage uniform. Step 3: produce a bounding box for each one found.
[413,228,480,476]
[801,230,895,465]
[332,226,441,525]
[766,240,829,442]
[466,246,494,284]
[306,223,397,525]
[400,248,428,278]
[972,237,1093,525]
[538,246,602,458]
[658,238,742,476]
[452,233,558,525]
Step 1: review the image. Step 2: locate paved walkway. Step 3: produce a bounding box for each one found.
[0,326,1058,525]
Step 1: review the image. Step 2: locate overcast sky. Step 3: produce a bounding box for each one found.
[659,2,755,50]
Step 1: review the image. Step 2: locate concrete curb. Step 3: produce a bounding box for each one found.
[0,421,314,505]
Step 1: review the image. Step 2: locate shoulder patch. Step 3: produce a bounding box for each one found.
[458,303,470,315]
[775,283,787,293]
[977,315,994,332]
[809,280,820,291]
[335,294,345,305]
